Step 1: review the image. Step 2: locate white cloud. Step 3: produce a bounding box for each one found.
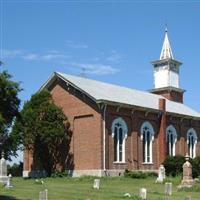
[2,49,23,58]
[106,50,122,63]
[41,54,68,60]
[71,62,119,75]
[22,53,39,60]
[22,53,68,61]
[66,40,88,49]
[2,49,69,62]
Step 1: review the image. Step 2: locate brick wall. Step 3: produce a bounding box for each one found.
[104,104,200,172]
[152,89,184,103]
[50,79,103,170]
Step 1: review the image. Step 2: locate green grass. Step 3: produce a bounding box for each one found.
[0,176,199,200]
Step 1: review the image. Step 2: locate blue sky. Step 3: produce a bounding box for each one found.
[1,1,200,162]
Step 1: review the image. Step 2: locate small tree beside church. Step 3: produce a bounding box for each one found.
[12,91,72,176]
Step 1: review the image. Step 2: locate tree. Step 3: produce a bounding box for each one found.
[0,70,21,158]
[12,91,72,176]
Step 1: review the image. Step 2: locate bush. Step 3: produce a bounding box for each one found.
[190,156,200,178]
[163,155,200,178]
[163,155,185,176]
[124,169,157,179]
[51,170,68,178]
[7,162,23,177]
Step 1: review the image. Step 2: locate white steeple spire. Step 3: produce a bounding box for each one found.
[152,28,182,90]
[160,27,174,60]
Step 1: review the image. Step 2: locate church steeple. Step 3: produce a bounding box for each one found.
[150,28,185,103]
[160,28,174,60]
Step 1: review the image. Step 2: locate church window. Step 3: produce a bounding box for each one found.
[140,121,154,163]
[166,125,177,156]
[112,118,128,163]
[187,128,197,158]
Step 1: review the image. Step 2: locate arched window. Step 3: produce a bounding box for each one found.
[187,128,197,158]
[140,121,154,163]
[112,117,128,163]
[166,125,177,156]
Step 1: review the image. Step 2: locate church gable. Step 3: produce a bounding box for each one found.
[46,76,104,173]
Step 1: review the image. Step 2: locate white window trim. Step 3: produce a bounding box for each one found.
[187,128,197,159]
[111,117,128,163]
[140,121,154,164]
[166,125,177,156]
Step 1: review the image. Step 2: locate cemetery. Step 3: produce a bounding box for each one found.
[0,175,200,200]
[0,155,200,200]
[0,154,200,199]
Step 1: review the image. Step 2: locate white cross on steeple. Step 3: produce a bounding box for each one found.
[160,27,174,60]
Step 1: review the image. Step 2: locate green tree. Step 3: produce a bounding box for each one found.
[0,70,21,158]
[12,91,72,176]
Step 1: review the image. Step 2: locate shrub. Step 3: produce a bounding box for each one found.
[124,169,157,179]
[163,155,200,178]
[51,170,68,178]
[163,155,185,176]
[190,156,200,178]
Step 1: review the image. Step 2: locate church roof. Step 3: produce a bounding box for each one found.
[42,72,200,119]
[160,28,174,60]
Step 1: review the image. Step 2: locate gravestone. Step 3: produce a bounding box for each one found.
[5,174,13,188]
[139,188,147,200]
[178,154,194,189]
[185,196,192,200]
[123,193,131,198]
[165,182,172,196]
[39,189,48,200]
[93,179,100,189]
[156,164,166,183]
[0,152,8,184]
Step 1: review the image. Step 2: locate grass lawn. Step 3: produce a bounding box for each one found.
[0,176,199,200]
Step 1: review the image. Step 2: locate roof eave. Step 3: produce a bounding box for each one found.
[39,72,57,92]
[39,72,98,103]
[151,58,182,65]
[96,99,160,114]
[55,72,98,103]
[166,112,200,121]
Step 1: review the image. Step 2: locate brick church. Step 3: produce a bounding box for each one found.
[23,30,200,177]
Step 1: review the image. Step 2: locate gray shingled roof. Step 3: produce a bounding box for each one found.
[50,72,200,119]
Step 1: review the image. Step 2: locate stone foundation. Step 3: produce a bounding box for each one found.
[23,169,159,178]
[23,170,47,178]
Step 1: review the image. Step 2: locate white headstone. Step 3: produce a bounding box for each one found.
[39,189,48,200]
[5,174,13,188]
[139,188,147,200]
[123,193,131,198]
[0,152,8,184]
[93,179,100,189]
[0,153,7,177]
[156,164,165,183]
[165,182,172,196]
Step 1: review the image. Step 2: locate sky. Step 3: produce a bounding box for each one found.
[1,1,200,163]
